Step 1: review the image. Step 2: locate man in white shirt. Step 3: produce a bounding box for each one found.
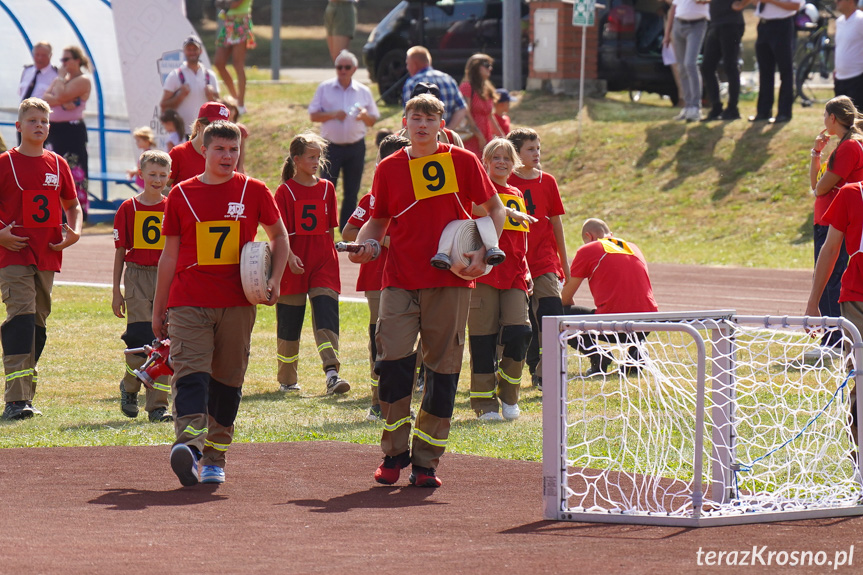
[17,42,58,144]
[834,0,863,109]
[734,0,805,123]
[309,50,379,229]
[160,36,220,136]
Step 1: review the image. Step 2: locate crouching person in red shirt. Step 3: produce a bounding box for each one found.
[153,121,295,486]
[561,218,658,376]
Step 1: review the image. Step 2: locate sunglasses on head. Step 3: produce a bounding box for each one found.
[336,65,353,71]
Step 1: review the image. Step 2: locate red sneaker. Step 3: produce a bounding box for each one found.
[409,466,442,488]
[374,451,411,485]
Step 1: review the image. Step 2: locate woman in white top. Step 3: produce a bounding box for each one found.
[42,45,92,221]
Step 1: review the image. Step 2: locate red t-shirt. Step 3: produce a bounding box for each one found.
[372,143,497,290]
[113,196,167,267]
[823,182,863,302]
[569,238,658,314]
[479,182,529,291]
[814,138,863,225]
[494,113,511,135]
[162,173,280,308]
[0,148,77,271]
[275,178,340,294]
[168,140,206,184]
[348,190,387,292]
[507,171,566,279]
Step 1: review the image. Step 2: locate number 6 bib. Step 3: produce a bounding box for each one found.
[196,220,240,265]
[22,189,61,228]
[409,152,459,201]
[133,211,166,249]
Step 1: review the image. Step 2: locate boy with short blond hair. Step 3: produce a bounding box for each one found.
[112,149,173,423]
[0,97,82,420]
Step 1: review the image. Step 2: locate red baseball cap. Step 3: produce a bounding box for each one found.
[198,101,230,123]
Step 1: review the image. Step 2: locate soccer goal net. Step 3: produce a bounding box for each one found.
[541,310,863,527]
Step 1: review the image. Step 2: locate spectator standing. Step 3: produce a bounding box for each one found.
[493,89,514,135]
[17,42,58,145]
[460,54,506,157]
[214,0,256,113]
[664,0,710,122]
[402,46,468,128]
[160,36,219,136]
[807,96,863,359]
[160,109,185,152]
[834,0,863,109]
[701,0,745,121]
[42,46,92,222]
[309,50,379,229]
[734,0,804,123]
[325,0,358,62]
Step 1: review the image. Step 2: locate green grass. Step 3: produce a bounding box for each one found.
[0,286,543,459]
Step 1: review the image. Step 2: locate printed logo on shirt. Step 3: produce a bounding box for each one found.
[44,173,58,187]
[225,202,246,220]
[113,229,119,242]
[352,206,366,220]
[369,194,375,209]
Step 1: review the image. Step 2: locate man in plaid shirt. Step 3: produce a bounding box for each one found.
[402,46,467,128]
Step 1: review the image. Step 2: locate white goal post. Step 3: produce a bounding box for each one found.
[542,310,863,527]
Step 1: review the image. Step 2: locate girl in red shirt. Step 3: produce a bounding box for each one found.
[275,133,349,396]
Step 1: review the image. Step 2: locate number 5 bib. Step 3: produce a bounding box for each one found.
[409,152,459,201]
[196,221,240,265]
[22,190,61,228]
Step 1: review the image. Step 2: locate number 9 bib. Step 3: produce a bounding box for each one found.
[196,220,240,265]
[500,193,529,232]
[409,152,459,201]
[133,211,166,249]
[22,189,61,228]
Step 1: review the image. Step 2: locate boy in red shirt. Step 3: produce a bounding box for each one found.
[507,128,569,389]
[112,150,173,423]
[349,94,506,487]
[561,218,658,375]
[0,98,82,420]
[153,121,295,486]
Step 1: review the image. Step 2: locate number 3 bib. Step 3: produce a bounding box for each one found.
[409,152,459,201]
[499,193,529,232]
[22,190,61,228]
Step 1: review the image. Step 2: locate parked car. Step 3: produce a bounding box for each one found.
[364,0,678,105]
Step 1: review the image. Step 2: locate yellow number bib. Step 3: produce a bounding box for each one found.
[133,211,166,250]
[500,193,529,232]
[409,152,459,201]
[196,220,240,265]
[599,237,635,256]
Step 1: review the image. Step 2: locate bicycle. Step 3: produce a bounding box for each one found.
[794,3,836,107]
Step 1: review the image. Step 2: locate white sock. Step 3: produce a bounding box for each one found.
[326,369,338,379]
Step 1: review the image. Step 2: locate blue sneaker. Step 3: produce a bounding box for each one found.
[200,465,226,484]
[170,444,199,487]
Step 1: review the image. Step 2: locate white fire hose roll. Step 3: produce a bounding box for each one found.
[430,216,505,280]
[240,241,272,304]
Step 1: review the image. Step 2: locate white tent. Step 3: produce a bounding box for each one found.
[0,0,200,209]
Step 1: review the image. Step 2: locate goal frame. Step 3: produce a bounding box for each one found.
[541,310,863,527]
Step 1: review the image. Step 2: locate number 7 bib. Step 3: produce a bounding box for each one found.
[22,190,61,228]
[409,152,459,201]
[196,220,240,265]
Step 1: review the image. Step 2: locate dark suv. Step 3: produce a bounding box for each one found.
[364,0,677,105]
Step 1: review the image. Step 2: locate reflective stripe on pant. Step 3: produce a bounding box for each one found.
[277,288,341,385]
[0,265,53,403]
[366,290,381,405]
[376,286,470,468]
[468,283,530,414]
[529,273,563,377]
[168,305,255,467]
